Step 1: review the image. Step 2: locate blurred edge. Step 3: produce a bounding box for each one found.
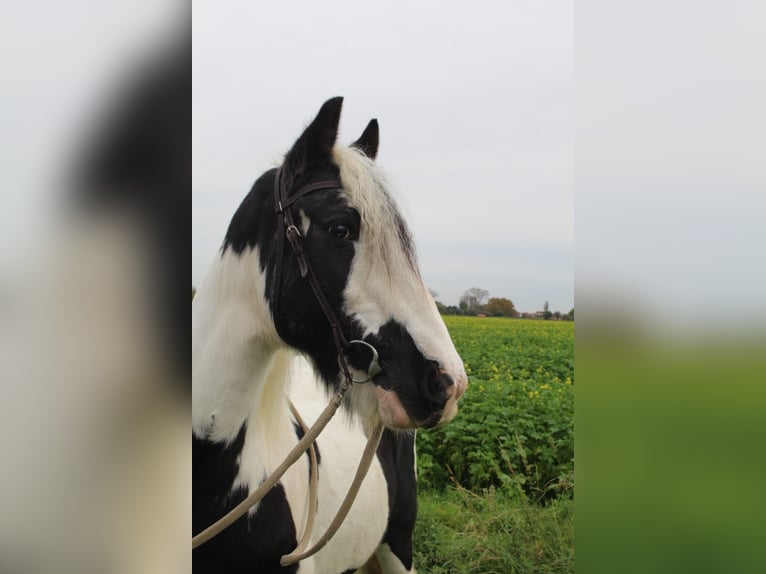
[576,320,766,574]
[0,3,189,573]
[576,1,766,572]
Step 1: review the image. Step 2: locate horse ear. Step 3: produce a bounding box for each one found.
[351,119,379,160]
[285,97,343,170]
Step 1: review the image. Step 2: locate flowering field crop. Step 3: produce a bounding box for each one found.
[417,316,574,501]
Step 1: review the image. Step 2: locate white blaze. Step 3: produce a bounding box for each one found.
[332,146,467,426]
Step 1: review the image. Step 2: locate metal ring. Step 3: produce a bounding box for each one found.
[338,339,382,383]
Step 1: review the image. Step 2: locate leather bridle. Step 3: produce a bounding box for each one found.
[272,167,381,383]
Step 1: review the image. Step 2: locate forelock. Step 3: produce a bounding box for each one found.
[331,146,416,270]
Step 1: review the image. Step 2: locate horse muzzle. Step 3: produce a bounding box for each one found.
[372,365,466,430]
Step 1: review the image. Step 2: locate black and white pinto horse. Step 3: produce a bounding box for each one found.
[193,97,467,573]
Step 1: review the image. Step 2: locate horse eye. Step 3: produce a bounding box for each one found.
[328,224,352,240]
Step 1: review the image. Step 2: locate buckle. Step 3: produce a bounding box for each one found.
[285,225,308,276]
[286,224,303,250]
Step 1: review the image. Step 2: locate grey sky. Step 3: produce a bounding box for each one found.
[193,0,573,311]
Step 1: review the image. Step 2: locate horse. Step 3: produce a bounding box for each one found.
[192,97,467,573]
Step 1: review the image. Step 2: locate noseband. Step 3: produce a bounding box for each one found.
[273,167,381,382]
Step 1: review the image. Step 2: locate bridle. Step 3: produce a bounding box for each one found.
[192,167,385,565]
[272,167,381,383]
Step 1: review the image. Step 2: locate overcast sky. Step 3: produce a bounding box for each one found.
[193,0,573,311]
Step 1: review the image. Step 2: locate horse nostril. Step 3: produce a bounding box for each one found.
[439,372,455,388]
[427,368,454,397]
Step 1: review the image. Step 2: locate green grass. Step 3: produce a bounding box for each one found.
[418,317,574,500]
[414,486,574,574]
[412,316,575,572]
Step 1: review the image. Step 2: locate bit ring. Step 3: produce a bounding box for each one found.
[339,339,381,383]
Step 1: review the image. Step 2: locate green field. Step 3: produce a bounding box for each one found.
[414,316,574,573]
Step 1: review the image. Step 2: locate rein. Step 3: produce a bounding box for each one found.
[192,168,385,565]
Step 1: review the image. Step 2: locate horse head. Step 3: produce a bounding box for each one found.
[223,97,466,429]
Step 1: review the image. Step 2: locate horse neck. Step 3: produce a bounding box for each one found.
[192,246,289,443]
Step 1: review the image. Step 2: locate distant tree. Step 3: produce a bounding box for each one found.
[460,287,489,315]
[485,297,517,317]
[553,310,562,320]
[543,300,553,320]
[429,289,446,313]
[565,307,574,321]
